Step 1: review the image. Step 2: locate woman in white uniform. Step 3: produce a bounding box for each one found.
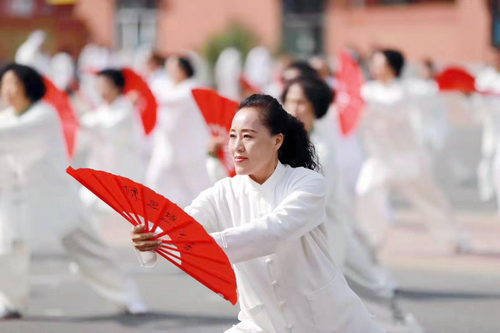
[145,55,212,208]
[81,69,145,180]
[132,94,383,333]
[282,77,422,333]
[357,50,467,253]
[80,69,146,212]
[0,64,145,319]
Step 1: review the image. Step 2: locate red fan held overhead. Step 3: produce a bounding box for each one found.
[67,167,238,305]
[335,50,366,137]
[435,67,475,93]
[122,68,158,135]
[42,77,79,159]
[192,89,239,177]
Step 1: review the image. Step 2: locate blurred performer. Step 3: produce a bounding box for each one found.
[77,43,111,109]
[79,69,145,216]
[215,47,242,101]
[15,30,50,76]
[309,56,336,89]
[145,55,211,208]
[264,54,294,99]
[80,69,145,181]
[357,50,468,253]
[475,50,500,211]
[405,59,449,160]
[144,51,170,97]
[0,64,145,319]
[283,77,423,333]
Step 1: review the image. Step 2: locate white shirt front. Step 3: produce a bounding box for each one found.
[140,162,381,333]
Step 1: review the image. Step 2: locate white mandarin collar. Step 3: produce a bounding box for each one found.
[246,161,287,193]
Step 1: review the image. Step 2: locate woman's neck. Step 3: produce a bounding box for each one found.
[13,99,32,116]
[379,76,396,86]
[249,158,279,185]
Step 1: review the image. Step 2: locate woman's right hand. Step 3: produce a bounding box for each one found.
[130,225,162,252]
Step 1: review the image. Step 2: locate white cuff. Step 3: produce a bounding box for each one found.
[135,249,157,267]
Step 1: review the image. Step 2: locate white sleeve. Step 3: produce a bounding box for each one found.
[210,172,326,264]
[135,249,158,267]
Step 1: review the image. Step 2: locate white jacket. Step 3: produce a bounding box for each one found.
[140,162,381,333]
[0,102,85,253]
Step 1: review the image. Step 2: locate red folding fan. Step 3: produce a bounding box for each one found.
[122,68,158,135]
[435,67,475,93]
[67,167,237,305]
[43,77,79,159]
[335,50,366,137]
[192,89,239,177]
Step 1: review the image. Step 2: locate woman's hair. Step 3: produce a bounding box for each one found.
[285,61,319,80]
[379,49,405,78]
[238,94,320,171]
[177,56,195,78]
[148,51,165,67]
[98,69,126,93]
[0,63,46,102]
[281,77,334,120]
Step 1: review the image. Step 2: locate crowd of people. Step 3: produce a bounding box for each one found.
[1,30,499,332]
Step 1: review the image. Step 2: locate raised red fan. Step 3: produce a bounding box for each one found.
[122,68,158,135]
[435,67,476,93]
[335,50,366,137]
[66,167,238,305]
[192,89,239,177]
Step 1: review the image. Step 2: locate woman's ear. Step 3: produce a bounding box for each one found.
[274,133,284,151]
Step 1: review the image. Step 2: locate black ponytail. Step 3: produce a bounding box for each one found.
[237,94,320,171]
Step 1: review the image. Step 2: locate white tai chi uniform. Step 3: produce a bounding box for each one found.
[80,96,145,181]
[139,162,383,333]
[357,80,461,250]
[145,78,212,208]
[0,101,143,313]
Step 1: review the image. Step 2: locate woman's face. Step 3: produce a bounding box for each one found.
[283,83,315,132]
[1,70,28,107]
[166,57,187,84]
[96,76,120,104]
[370,52,393,81]
[229,107,283,176]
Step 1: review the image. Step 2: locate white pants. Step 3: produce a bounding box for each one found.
[0,222,140,312]
[343,230,396,300]
[357,170,459,250]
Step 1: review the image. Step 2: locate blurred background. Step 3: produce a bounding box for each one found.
[1,1,500,333]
